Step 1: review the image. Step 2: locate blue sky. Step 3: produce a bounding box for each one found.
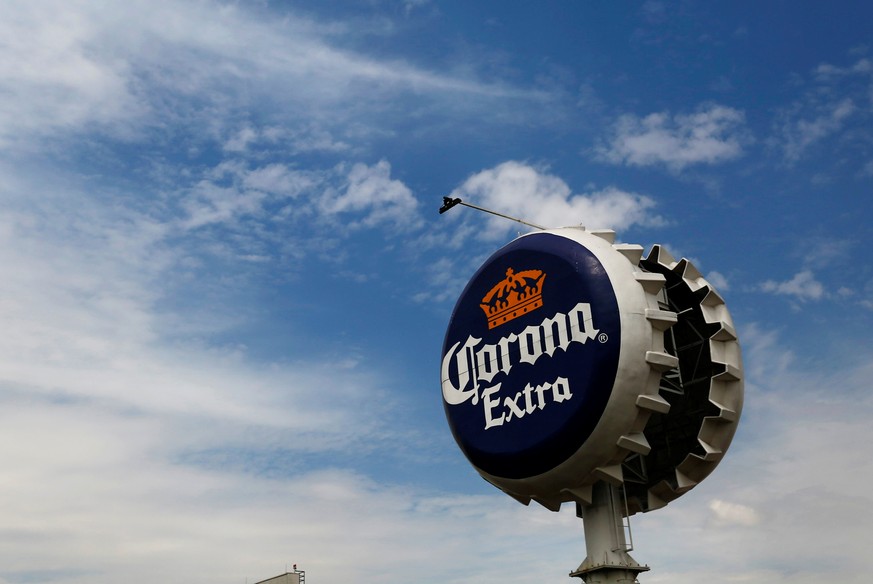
[0,1,871,583]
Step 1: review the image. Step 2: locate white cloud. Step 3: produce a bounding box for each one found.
[321,160,422,230]
[596,104,749,171]
[0,409,584,584]
[760,270,825,301]
[176,157,424,237]
[708,499,760,526]
[447,161,663,239]
[224,126,259,152]
[0,1,145,148]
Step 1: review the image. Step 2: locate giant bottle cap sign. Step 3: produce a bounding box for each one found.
[441,227,744,514]
[441,232,622,479]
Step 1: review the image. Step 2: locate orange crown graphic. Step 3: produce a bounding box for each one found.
[480,267,547,329]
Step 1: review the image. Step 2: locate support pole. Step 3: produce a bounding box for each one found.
[570,482,649,584]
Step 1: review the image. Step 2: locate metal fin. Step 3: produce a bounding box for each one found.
[709,401,738,422]
[645,350,679,371]
[614,243,644,265]
[701,287,726,307]
[713,363,742,381]
[645,244,677,269]
[634,272,667,294]
[589,229,616,243]
[504,491,531,506]
[673,258,707,292]
[562,485,594,506]
[618,433,652,455]
[532,496,562,512]
[646,490,668,512]
[675,470,698,491]
[645,308,678,331]
[593,464,624,485]
[697,439,723,462]
[711,322,738,341]
[636,393,671,414]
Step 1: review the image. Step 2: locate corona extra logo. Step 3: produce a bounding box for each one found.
[441,232,623,479]
[480,267,546,329]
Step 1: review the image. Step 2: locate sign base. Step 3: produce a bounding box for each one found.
[570,482,650,583]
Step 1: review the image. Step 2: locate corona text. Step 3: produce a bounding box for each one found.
[441,302,600,429]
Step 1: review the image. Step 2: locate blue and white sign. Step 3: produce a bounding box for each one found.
[441,232,622,480]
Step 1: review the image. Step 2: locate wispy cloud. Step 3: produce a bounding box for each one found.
[771,56,873,164]
[180,161,319,231]
[0,0,547,150]
[760,270,825,301]
[595,104,749,172]
[776,99,857,163]
[0,164,392,434]
[813,57,873,80]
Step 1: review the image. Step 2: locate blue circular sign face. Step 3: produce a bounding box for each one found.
[441,233,621,479]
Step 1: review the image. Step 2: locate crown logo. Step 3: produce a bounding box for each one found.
[480,267,547,329]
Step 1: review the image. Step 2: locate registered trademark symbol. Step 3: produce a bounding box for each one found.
[598,332,609,343]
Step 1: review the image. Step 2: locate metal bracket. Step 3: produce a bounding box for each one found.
[438,196,545,230]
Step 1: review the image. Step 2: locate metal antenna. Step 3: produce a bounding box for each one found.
[439,197,545,230]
